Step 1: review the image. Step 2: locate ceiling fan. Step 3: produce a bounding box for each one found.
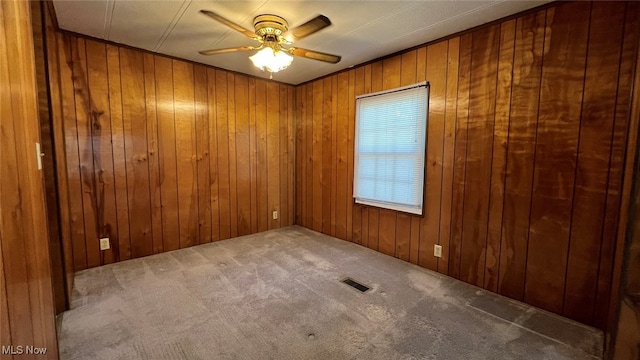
[199,10,341,78]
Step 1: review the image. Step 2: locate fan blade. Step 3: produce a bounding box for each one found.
[288,47,341,64]
[283,15,331,42]
[199,46,256,56]
[200,10,260,40]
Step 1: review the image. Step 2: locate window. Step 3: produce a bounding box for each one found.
[353,82,428,215]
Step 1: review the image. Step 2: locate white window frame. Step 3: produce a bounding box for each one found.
[353,82,428,215]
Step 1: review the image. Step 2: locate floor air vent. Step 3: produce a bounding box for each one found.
[341,277,370,293]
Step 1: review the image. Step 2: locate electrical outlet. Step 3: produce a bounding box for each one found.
[434,244,442,258]
[99,238,110,251]
[273,211,278,220]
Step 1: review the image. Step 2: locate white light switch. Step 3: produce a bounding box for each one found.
[99,238,110,251]
[36,142,43,170]
[273,211,278,220]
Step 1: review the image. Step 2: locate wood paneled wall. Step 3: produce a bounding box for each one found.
[46,31,295,271]
[295,1,639,329]
[1,0,59,358]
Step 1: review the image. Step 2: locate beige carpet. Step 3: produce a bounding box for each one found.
[58,226,602,359]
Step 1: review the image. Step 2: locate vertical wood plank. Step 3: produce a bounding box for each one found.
[420,41,449,272]
[227,73,239,237]
[410,47,427,265]
[280,84,289,228]
[306,84,314,230]
[449,33,472,279]
[0,0,59,351]
[106,44,130,262]
[155,56,180,251]
[256,79,268,232]
[249,78,258,232]
[206,68,220,241]
[460,25,500,287]
[194,65,212,244]
[288,86,296,226]
[564,1,626,323]
[142,53,163,254]
[350,66,370,246]
[86,40,118,264]
[330,76,338,234]
[484,20,515,291]
[525,2,591,314]
[119,47,153,258]
[267,81,281,229]
[438,38,460,275]
[347,67,360,243]
[71,38,100,268]
[312,80,323,232]
[295,85,305,225]
[595,2,639,329]
[336,72,349,240]
[215,70,231,240]
[235,75,251,235]
[322,77,333,234]
[498,11,546,300]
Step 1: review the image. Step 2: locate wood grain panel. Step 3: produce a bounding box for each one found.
[525,1,591,314]
[484,20,515,291]
[438,38,459,275]
[106,44,130,262]
[227,74,239,237]
[295,84,304,225]
[215,70,231,240]
[322,77,333,234]
[194,65,211,244]
[86,40,119,264]
[460,25,500,287]
[563,1,626,323]
[449,33,472,279]
[419,41,448,272]
[71,38,100,268]
[306,84,314,230]
[330,77,338,235]
[294,0,637,330]
[411,47,427,265]
[50,32,295,269]
[336,72,349,240]
[155,56,180,251]
[235,75,251,235]
[120,48,153,258]
[498,11,546,300]
[172,60,199,248]
[143,53,163,254]
[206,68,220,241]
[256,79,269,232]
[596,2,639,329]
[281,84,290,228]
[312,80,323,232]
[1,0,59,355]
[267,82,280,229]
[249,78,258,233]
[43,4,75,303]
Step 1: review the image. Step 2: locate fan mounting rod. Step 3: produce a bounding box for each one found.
[253,14,288,38]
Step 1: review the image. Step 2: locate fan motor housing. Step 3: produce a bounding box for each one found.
[253,14,288,37]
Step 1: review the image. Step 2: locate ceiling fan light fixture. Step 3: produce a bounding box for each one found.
[250,47,293,74]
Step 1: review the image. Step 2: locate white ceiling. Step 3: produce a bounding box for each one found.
[53,0,549,85]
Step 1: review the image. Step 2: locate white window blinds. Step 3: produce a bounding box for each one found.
[353,83,428,215]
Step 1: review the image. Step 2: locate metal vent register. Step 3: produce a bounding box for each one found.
[341,277,370,293]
